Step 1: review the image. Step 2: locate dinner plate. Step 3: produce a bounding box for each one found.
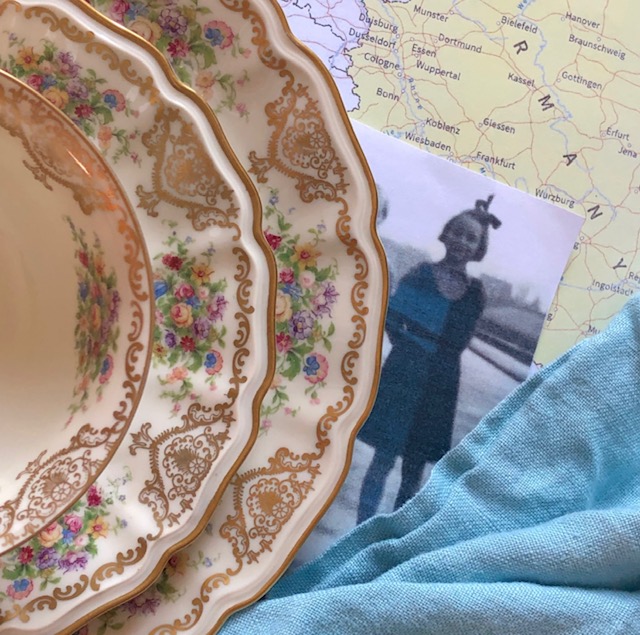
[0,70,151,555]
[0,1,274,632]
[77,0,388,632]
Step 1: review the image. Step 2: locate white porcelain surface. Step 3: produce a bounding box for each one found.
[77,0,388,632]
[0,70,151,553]
[0,1,274,631]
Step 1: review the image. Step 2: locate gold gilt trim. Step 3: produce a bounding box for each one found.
[0,0,278,629]
[136,106,241,235]
[126,0,385,632]
[0,71,152,554]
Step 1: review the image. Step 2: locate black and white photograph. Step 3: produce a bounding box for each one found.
[290,120,584,568]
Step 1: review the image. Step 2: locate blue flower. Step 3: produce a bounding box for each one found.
[78,281,89,301]
[204,26,224,46]
[282,283,302,300]
[303,355,321,377]
[154,280,169,299]
[204,557,213,567]
[186,296,201,308]
[41,75,57,90]
[103,92,118,109]
[62,529,75,544]
[204,352,219,369]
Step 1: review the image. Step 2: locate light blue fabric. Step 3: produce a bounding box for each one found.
[220,295,640,634]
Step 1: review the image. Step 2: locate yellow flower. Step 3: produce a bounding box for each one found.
[291,243,321,270]
[88,516,109,539]
[195,70,216,99]
[167,551,189,576]
[42,86,70,110]
[39,522,62,548]
[97,125,113,150]
[171,303,193,328]
[90,303,102,331]
[275,291,292,322]
[128,17,163,44]
[17,46,38,69]
[191,263,214,285]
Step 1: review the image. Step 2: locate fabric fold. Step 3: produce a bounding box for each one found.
[221,295,640,634]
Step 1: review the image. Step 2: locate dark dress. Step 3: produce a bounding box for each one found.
[357,261,485,522]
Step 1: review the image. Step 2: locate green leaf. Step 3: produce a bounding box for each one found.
[327,322,335,337]
[315,266,333,282]
[202,45,216,68]
[176,65,192,84]
[188,352,203,373]
[2,568,21,581]
[281,352,301,380]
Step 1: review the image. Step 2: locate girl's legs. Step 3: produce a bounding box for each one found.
[394,416,452,510]
[357,449,397,524]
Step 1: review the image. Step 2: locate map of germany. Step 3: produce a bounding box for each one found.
[279,0,640,365]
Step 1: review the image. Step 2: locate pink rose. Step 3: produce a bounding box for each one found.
[279,268,295,284]
[64,513,83,533]
[300,270,316,289]
[108,0,130,23]
[174,282,195,300]
[26,74,43,90]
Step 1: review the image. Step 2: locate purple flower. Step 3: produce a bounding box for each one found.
[193,317,211,340]
[312,282,339,317]
[59,550,89,573]
[289,310,315,340]
[36,547,59,570]
[157,7,188,36]
[165,331,177,348]
[124,596,161,616]
[66,77,89,100]
[78,281,89,301]
[206,294,228,322]
[57,51,80,77]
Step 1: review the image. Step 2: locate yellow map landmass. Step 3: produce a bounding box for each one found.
[347,0,640,364]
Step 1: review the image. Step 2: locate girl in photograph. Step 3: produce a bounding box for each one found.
[357,195,501,524]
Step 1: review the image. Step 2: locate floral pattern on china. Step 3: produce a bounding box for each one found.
[90,0,252,116]
[260,189,339,432]
[153,221,228,414]
[66,217,120,423]
[0,37,141,163]
[0,472,130,604]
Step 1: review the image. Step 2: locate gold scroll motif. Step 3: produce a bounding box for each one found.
[0,0,256,624]
[0,76,149,550]
[136,105,241,234]
[249,84,348,202]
